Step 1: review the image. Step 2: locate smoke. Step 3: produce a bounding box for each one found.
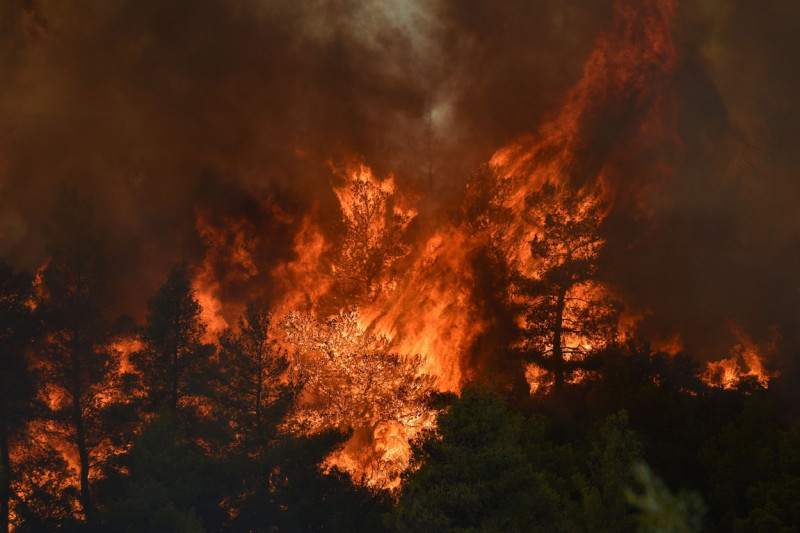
[1,0,798,366]
[604,0,800,361]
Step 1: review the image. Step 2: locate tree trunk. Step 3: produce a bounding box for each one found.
[0,388,11,533]
[255,350,263,433]
[70,348,96,524]
[552,288,567,394]
[170,345,179,414]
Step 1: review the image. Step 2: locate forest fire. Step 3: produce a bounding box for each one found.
[1,0,798,530]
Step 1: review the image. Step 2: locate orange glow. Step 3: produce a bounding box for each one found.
[110,336,142,374]
[703,324,779,389]
[271,213,332,317]
[194,212,262,339]
[207,0,684,483]
[281,309,436,487]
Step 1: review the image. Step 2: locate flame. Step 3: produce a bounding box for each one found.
[171,0,781,488]
[193,212,262,339]
[110,336,142,374]
[360,226,483,391]
[281,309,436,487]
[271,213,332,316]
[703,324,779,389]
[246,0,682,482]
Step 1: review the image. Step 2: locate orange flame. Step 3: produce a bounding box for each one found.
[703,324,779,389]
[194,212,262,339]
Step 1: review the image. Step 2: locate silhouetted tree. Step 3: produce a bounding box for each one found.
[216,299,290,445]
[132,264,215,418]
[102,411,222,532]
[518,182,621,393]
[0,261,37,533]
[39,189,116,523]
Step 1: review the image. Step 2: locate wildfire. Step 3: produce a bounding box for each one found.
[702,324,779,389]
[2,1,793,529]
[193,212,262,340]
[163,0,772,486]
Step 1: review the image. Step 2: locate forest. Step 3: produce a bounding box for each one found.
[1,177,799,532]
[2,0,800,531]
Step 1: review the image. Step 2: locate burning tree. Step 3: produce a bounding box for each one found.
[331,166,415,303]
[516,182,621,394]
[38,190,117,523]
[282,309,435,485]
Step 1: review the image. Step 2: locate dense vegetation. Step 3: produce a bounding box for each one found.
[2,191,799,532]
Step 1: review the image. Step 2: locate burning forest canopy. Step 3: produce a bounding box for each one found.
[2,0,800,531]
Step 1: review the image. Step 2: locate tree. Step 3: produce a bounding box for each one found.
[517,181,620,393]
[39,188,117,523]
[389,388,564,532]
[216,299,290,444]
[282,309,435,485]
[102,412,222,533]
[331,166,414,303]
[627,462,706,533]
[573,411,644,532]
[132,264,215,417]
[0,261,37,533]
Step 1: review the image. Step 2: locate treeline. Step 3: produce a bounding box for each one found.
[0,191,395,532]
[2,190,800,532]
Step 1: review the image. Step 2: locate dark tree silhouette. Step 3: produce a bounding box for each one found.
[216,299,290,444]
[39,189,116,523]
[133,264,215,417]
[0,261,37,533]
[102,411,222,532]
[517,182,621,393]
[389,388,564,533]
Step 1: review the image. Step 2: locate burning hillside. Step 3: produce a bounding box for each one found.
[1,0,800,530]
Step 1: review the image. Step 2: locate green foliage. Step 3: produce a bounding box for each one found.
[699,396,780,529]
[731,421,800,532]
[390,388,646,533]
[572,411,643,532]
[389,387,563,533]
[102,412,222,532]
[627,462,705,533]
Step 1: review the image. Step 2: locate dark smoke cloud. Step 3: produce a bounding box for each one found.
[601,0,800,363]
[0,0,798,366]
[0,0,611,317]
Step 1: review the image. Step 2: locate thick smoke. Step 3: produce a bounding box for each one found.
[604,0,800,363]
[1,0,798,367]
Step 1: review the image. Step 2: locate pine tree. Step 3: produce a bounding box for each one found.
[331,167,414,303]
[133,264,215,417]
[282,309,435,484]
[216,299,290,445]
[0,261,37,533]
[39,189,116,523]
[518,182,621,393]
